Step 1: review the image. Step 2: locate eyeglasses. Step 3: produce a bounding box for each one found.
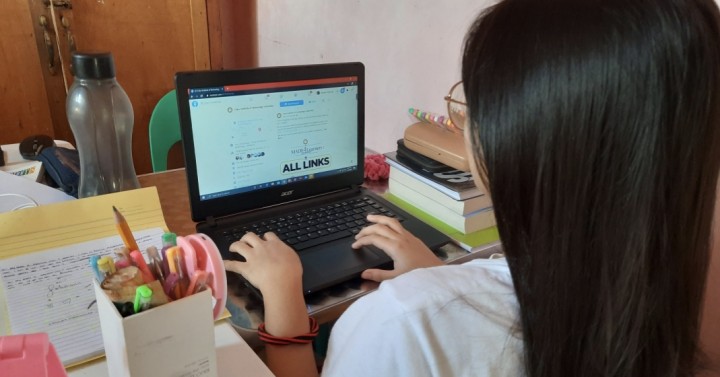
[444,81,467,132]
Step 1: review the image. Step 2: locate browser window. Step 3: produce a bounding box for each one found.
[188,78,359,200]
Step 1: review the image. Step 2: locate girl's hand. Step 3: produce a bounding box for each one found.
[352,214,443,282]
[224,232,303,296]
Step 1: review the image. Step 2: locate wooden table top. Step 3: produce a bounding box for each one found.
[137,168,196,236]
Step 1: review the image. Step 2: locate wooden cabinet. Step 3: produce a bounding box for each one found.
[1,0,257,174]
[1,1,56,144]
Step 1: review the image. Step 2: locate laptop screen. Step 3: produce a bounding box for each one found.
[187,77,360,201]
[176,63,366,222]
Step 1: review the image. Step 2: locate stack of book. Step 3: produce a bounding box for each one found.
[383,151,499,251]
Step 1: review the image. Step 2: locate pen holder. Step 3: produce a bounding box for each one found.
[94,281,218,377]
[92,232,226,377]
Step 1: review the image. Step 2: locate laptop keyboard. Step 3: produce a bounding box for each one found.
[221,196,404,251]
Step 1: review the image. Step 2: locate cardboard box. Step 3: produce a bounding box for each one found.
[94,281,217,377]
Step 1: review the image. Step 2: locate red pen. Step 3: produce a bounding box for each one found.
[129,250,155,284]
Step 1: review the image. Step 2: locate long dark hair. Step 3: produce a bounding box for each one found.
[462,0,720,376]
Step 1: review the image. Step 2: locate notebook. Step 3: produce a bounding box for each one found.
[175,62,450,294]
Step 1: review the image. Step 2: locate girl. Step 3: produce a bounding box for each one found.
[225,0,720,375]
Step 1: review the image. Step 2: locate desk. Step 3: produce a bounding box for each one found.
[0,167,272,375]
[137,168,502,336]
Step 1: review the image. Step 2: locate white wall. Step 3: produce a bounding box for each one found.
[257,0,493,154]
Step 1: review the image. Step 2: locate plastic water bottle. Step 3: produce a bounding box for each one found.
[66,52,139,198]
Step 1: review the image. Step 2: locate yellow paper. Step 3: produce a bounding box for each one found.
[0,187,168,259]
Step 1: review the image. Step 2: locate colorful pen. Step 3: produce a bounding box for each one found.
[186,271,209,297]
[163,273,180,300]
[89,255,103,282]
[175,247,190,296]
[408,107,462,133]
[113,206,140,251]
[129,250,155,284]
[133,285,153,313]
[97,256,116,279]
[166,247,185,298]
[114,247,133,266]
[115,258,131,269]
[160,232,177,277]
[146,246,165,284]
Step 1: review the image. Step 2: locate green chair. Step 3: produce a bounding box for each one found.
[148,90,182,172]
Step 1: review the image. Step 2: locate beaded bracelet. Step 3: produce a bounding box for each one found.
[257,317,319,346]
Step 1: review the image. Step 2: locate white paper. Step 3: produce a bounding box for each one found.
[0,228,164,366]
[0,169,75,213]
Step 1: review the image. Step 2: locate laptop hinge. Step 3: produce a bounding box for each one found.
[210,186,362,226]
[206,216,217,228]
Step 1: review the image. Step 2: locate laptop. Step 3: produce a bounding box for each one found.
[175,62,450,295]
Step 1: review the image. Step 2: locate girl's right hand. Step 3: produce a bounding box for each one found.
[352,214,443,282]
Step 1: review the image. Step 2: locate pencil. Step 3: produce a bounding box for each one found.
[113,206,140,251]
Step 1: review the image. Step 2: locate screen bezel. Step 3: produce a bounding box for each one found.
[175,63,366,222]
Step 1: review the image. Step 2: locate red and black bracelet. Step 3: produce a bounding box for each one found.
[257,317,319,346]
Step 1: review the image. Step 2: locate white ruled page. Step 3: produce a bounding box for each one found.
[0,228,164,366]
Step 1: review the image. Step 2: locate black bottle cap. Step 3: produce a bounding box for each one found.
[71,51,116,79]
[19,134,55,159]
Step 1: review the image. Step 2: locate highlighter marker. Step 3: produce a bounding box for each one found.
[133,285,153,313]
[129,250,155,284]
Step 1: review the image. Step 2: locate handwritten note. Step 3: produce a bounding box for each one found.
[0,228,164,366]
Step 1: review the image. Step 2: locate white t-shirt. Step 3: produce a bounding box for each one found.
[322,258,524,377]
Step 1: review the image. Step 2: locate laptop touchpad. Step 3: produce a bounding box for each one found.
[301,242,384,276]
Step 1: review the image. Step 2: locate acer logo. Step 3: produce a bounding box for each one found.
[280,190,294,197]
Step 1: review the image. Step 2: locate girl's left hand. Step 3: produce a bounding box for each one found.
[223,232,303,296]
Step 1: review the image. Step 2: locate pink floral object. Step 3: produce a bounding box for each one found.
[364,154,390,181]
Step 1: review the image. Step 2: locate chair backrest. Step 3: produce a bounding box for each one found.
[148,90,181,172]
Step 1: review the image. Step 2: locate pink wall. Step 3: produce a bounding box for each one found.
[256,0,492,154]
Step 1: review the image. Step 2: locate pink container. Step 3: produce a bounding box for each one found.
[0,333,67,377]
